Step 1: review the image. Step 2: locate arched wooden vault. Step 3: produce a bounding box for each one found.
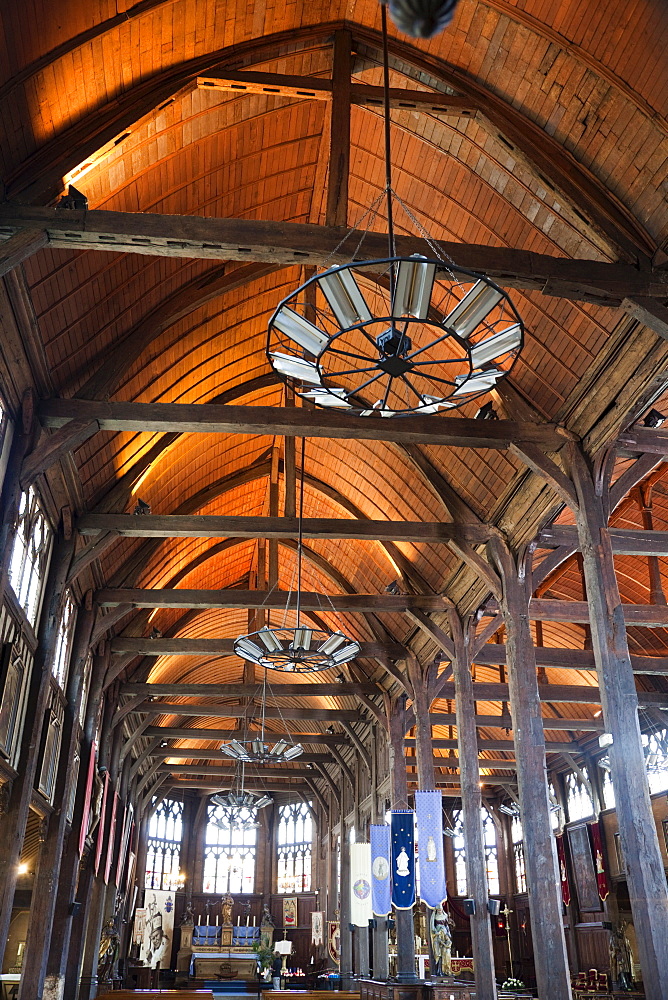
[2,2,668,996]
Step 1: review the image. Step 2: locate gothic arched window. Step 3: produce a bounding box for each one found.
[204,803,257,894]
[277,801,312,893]
[146,798,184,891]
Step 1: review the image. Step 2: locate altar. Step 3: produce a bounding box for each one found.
[178,922,260,980]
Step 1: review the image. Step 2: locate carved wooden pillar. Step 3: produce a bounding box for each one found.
[19,607,97,1000]
[388,699,418,983]
[0,531,75,964]
[449,612,498,1000]
[487,538,572,1000]
[569,446,668,1000]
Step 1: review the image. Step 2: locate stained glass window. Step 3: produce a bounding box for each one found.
[277,801,312,893]
[52,590,76,689]
[511,815,526,894]
[452,809,467,896]
[643,729,668,794]
[146,798,183,891]
[482,808,500,895]
[204,803,257,894]
[8,487,52,627]
[565,769,594,821]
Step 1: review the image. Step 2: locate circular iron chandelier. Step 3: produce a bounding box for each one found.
[267,257,522,416]
[234,626,360,673]
[210,763,273,830]
[267,5,523,418]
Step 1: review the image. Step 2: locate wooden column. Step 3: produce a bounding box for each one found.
[52,655,107,1000]
[325,30,352,228]
[487,538,572,1000]
[0,531,75,965]
[637,485,666,605]
[370,726,389,980]
[388,699,418,983]
[19,607,97,1000]
[339,767,353,986]
[569,446,668,1000]
[449,612,498,1000]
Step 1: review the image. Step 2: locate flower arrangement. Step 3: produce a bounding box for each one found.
[501,977,526,990]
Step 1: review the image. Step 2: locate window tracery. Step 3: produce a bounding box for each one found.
[52,590,76,689]
[204,803,257,894]
[146,798,184,891]
[643,729,668,794]
[565,769,594,822]
[451,807,499,896]
[277,801,312,893]
[8,487,52,627]
[511,815,526,894]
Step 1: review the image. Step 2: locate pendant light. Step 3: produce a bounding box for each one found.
[233,439,361,672]
[267,6,523,418]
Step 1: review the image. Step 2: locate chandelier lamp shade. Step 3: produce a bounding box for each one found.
[267,257,523,417]
[220,736,304,764]
[233,626,361,673]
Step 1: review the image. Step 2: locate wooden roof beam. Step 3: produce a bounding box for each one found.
[143,726,350,744]
[539,524,668,556]
[2,205,665,304]
[78,512,496,545]
[110,635,406,658]
[39,398,571,450]
[124,704,362,719]
[96,587,449,612]
[121,681,381,697]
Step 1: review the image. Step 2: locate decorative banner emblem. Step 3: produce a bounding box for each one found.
[415,790,447,908]
[370,824,392,916]
[311,910,324,946]
[590,822,609,902]
[350,842,373,926]
[327,921,340,965]
[391,810,415,909]
[555,833,570,906]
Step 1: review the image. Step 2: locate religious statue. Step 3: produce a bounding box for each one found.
[221,893,234,926]
[430,903,454,978]
[181,903,194,926]
[260,904,275,949]
[97,916,120,981]
[396,847,410,877]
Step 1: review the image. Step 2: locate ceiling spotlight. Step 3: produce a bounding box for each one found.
[385,580,401,595]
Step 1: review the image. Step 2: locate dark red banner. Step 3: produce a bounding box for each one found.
[589,821,609,901]
[555,834,570,906]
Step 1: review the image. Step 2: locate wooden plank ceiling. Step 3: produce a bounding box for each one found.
[1,0,668,792]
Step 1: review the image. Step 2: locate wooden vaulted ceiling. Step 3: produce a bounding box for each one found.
[2,0,668,793]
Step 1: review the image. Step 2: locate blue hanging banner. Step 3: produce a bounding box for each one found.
[391,810,415,909]
[370,824,392,916]
[415,789,447,908]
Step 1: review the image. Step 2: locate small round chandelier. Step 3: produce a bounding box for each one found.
[234,626,360,673]
[267,257,522,417]
[210,764,273,830]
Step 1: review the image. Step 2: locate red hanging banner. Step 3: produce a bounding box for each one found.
[555,834,571,906]
[589,821,609,901]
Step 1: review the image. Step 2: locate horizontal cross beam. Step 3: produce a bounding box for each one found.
[123,704,361,720]
[96,587,448,612]
[405,737,568,752]
[79,512,494,545]
[474,642,668,675]
[197,73,479,118]
[121,681,380,697]
[2,205,666,304]
[428,713,602,732]
[143,726,350,744]
[539,524,668,557]
[156,762,516,777]
[40,398,568,451]
[111,636,406,658]
[146,746,517,765]
[528,598,668,626]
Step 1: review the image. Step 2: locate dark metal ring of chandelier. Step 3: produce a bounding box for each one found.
[267,257,524,417]
[234,626,361,674]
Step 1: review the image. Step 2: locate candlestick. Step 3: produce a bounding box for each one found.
[253,916,256,926]
[216,915,219,926]
[237,915,240,926]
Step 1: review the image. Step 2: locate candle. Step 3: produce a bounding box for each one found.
[237,915,240,926]
[246,915,249,927]
[253,916,256,926]
[216,915,219,926]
